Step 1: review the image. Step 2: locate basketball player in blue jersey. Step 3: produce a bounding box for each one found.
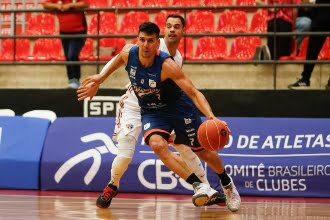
[77,22,241,212]
[87,14,226,209]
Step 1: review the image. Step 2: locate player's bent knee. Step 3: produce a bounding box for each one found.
[117,135,137,158]
[148,138,168,155]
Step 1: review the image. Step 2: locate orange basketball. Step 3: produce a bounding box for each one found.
[197,119,230,151]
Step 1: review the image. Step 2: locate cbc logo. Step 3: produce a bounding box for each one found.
[84,96,121,117]
[138,159,193,191]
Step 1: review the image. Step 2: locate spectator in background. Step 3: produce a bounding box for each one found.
[256,0,300,60]
[288,0,330,90]
[43,0,90,89]
[295,0,313,54]
[267,0,300,59]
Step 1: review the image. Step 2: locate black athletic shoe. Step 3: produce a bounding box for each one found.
[96,183,118,208]
[288,78,310,90]
[204,191,226,206]
[325,84,330,90]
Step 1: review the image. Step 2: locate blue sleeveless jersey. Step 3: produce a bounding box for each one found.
[125,46,171,113]
[125,45,198,116]
[126,46,203,148]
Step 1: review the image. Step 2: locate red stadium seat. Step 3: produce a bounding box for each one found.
[294,37,330,60]
[172,0,200,12]
[111,0,139,8]
[88,12,117,35]
[186,10,215,33]
[318,37,330,60]
[250,10,268,33]
[172,0,200,6]
[178,37,194,60]
[203,0,232,12]
[0,38,31,61]
[49,38,65,61]
[31,38,64,61]
[236,0,257,12]
[194,36,228,60]
[229,36,262,60]
[153,11,180,33]
[217,10,248,33]
[294,37,308,60]
[142,0,170,7]
[154,11,168,31]
[25,13,56,35]
[89,0,109,8]
[118,12,149,34]
[99,38,126,60]
[80,38,96,61]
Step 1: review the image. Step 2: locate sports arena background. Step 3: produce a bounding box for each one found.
[0,0,329,198]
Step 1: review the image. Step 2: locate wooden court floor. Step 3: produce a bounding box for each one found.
[0,190,329,220]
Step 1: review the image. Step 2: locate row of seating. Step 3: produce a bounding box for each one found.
[89,0,257,9]
[1,36,330,61]
[20,10,267,36]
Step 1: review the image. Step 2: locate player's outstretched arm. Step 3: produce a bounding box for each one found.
[161,59,216,120]
[77,44,132,101]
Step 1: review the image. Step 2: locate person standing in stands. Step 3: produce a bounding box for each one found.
[43,0,90,89]
[268,0,300,59]
[288,0,330,90]
[295,0,313,54]
[257,0,301,59]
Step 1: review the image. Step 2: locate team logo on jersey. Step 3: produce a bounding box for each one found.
[126,123,134,130]
[130,67,137,78]
[149,79,156,88]
[184,118,192,124]
[141,79,144,84]
[144,123,150,130]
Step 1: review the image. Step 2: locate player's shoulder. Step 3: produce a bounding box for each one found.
[122,44,135,53]
[162,56,180,70]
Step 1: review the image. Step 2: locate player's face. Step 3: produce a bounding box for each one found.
[137,32,160,58]
[164,17,184,43]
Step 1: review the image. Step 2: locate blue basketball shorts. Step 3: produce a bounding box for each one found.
[141,110,204,151]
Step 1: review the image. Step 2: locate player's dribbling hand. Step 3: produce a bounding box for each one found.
[212,117,232,135]
[221,120,231,135]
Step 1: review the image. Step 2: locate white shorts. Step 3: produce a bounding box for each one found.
[112,85,142,142]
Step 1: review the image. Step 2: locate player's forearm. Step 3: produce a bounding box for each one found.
[43,2,60,10]
[98,54,123,83]
[191,91,215,119]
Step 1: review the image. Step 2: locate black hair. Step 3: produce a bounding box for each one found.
[166,14,185,28]
[138,22,160,37]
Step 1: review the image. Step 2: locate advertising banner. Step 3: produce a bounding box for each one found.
[0,116,50,189]
[40,117,193,194]
[215,117,330,197]
[40,117,330,197]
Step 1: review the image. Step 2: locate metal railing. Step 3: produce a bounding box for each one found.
[0,4,330,88]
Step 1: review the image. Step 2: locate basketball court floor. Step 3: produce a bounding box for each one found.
[0,190,329,220]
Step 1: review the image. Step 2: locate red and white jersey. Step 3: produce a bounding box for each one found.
[159,38,183,68]
[112,38,183,141]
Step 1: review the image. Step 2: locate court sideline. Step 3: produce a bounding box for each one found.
[0,190,329,220]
